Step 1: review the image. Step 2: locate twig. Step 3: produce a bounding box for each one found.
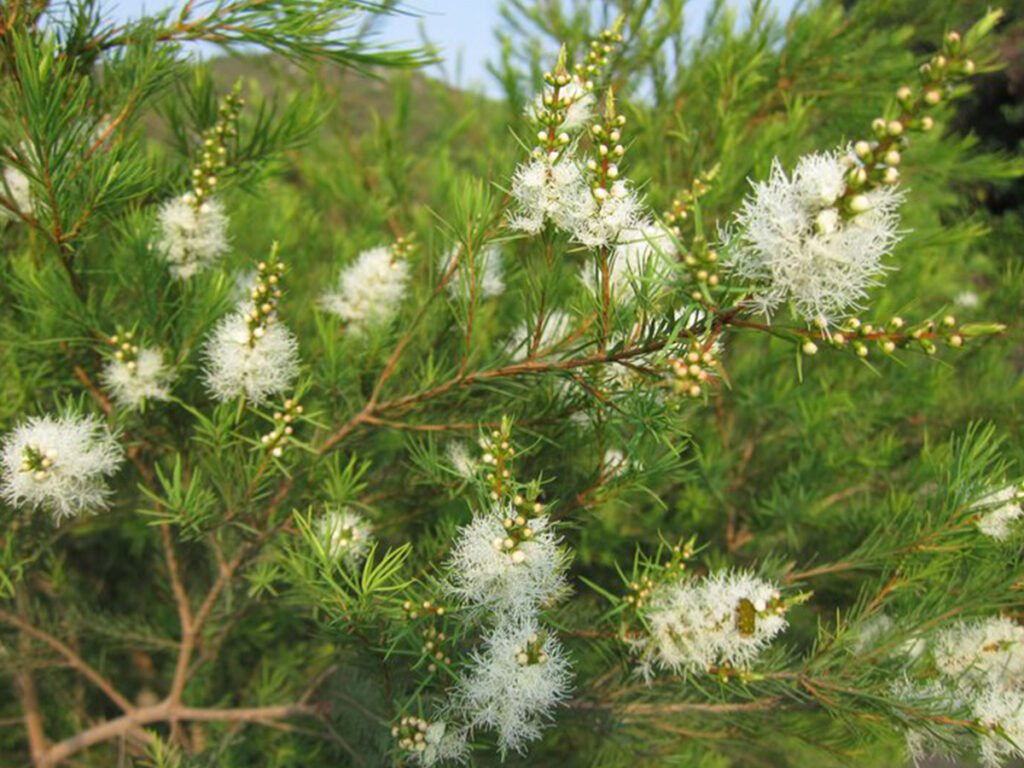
[0,607,134,714]
[39,702,317,766]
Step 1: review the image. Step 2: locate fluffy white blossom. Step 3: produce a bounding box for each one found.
[895,616,1024,767]
[933,616,1024,689]
[319,246,409,334]
[973,485,1024,541]
[202,305,299,403]
[532,79,596,133]
[0,164,34,220]
[727,149,903,324]
[316,508,373,568]
[398,718,469,766]
[850,613,894,655]
[569,181,646,249]
[102,347,173,410]
[890,678,966,766]
[602,447,629,478]
[640,570,788,676]
[441,244,504,299]
[446,503,570,616]
[508,155,590,235]
[955,290,981,309]
[456,617,573,755]
[975,688,1024,767]
[506,310,574,360]
[446,442,477,480]
[154,194,230,279]
[1,414,123,520]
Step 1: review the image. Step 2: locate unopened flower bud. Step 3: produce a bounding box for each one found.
[849,195,871,214]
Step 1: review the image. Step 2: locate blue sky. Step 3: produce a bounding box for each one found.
[103,0,799,93]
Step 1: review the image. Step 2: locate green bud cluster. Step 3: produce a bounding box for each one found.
[801,313,1005,359]
[515,630,549,666]
[188,83,245,209]
[669,340,717,398]
[106,327,140,372]
[260,397,303,458]
[19,443,55,483]
[246,247,286,347]
[839,29,979,217]
[582,90,627,201]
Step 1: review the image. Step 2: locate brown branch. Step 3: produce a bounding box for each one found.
[39,702,317,766]
[15,588,48,765]
[0,607,134,714]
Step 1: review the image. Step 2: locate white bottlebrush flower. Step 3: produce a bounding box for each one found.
[727,149,902,324]
[531,79,596,133]
[890,678,966,766]
[602,447,629,478]
[446,503,570,616]
[955,290,980,309]
[420,721,469,766]
[319,246,409,334]
[316,508,373,567]
[102,347,173,410]
[933,616,1024,689]
[570,181,646,249]
[641,570,788,675]
[506,309,575,360]
[973,485,1024,541]
[975,688,1024,767]
[230,268,258,302]
[394,716,469,766]
[581,223,676,303]
[456,617,573,755]
[154,194,230,279]
[507,154,590,236]
[440,244,504,299]
[0,414,123,520]
[0,164,34,220]
[202,305,299,403]
[850,613,894,655]
[446,442,477,480]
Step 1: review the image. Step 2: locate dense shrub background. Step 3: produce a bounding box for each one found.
[0,0,1022,766]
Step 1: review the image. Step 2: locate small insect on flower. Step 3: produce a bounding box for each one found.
[316,508,373,568]
[507,154,591,236]
[102,339,173,410]
[726,149,903,325]
[319,245,410,334]
[456,617,573,755]
[972,485,1024,541]
[638,570,788,676]
[440,244,504,300]
[154,193,230,279]
[446,503,571,617]
[1,414,123,520]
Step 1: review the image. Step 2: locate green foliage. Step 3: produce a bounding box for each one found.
[0,1,1022,767]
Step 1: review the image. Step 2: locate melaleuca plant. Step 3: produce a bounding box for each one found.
[1,2,1023,768]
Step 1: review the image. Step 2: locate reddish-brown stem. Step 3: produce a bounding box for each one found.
[39,702,317,766]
